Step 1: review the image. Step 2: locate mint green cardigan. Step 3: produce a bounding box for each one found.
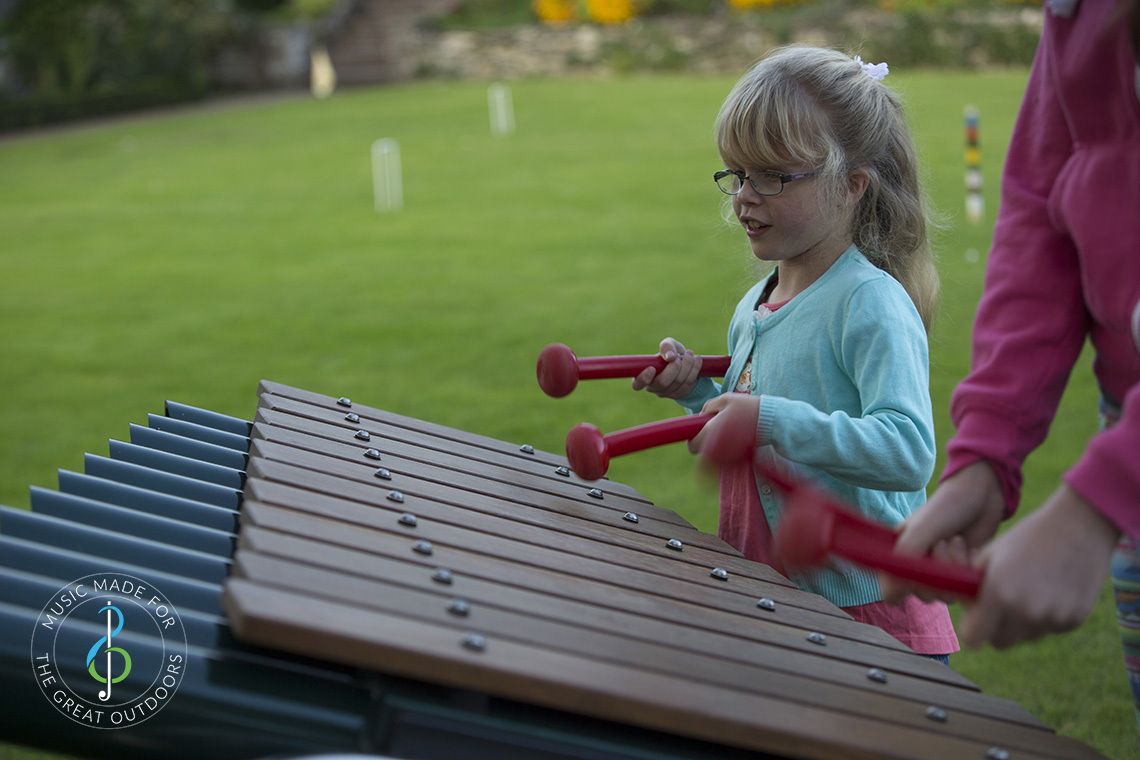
[678,245,935,607]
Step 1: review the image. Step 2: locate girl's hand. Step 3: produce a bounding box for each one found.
[631,337,702,399]
[690,393,760,455]
[960,484,1119,648]
[880,461,1006,603]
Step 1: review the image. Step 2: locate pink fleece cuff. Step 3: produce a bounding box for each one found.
[1064,420,1140,540]
[942,408,1024,517]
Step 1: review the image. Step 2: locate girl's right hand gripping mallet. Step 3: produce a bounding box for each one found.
[762,463,984,599]
[536,343,732,398]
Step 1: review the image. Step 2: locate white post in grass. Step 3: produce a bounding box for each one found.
[372,138,403,213]
[488,83,515,137]
[310,45,337,99]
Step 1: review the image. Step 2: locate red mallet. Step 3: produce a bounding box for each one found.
[566,412,716,481]
[763,463,984,599]
[536,343,732,398]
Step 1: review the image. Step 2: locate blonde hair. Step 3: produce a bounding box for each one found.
[715,45,939,331]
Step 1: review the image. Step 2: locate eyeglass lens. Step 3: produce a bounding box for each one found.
[717,172,782,196]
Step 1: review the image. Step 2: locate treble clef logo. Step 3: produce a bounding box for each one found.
[85,601,132,701]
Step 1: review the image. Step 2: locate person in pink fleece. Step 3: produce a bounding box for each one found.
[882,0,1140,726]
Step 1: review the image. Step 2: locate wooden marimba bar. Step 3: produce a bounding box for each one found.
[1,381,1103,759]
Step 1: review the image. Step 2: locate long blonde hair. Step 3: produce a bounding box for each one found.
[715,46,939,331]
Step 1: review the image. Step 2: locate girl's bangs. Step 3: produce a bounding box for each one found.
[716,80,828,172]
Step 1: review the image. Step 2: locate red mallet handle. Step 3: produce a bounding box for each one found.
[566,412,716,481]
[763,463,984,599]
[536,343,732,398]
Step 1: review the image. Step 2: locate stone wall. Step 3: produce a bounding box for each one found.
[411,8,1042,81]
[215,4,1043,90]
[419,16,794,80]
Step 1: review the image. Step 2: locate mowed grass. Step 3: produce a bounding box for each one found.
[0,71,1134,759]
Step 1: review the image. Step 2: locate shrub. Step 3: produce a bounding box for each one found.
[0,0,230,129]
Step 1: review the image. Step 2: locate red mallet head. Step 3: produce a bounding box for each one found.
[566,422,608,481]
[536,343,579,398]
[773,494,834,571]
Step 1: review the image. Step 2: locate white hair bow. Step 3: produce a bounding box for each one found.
[853,55,889,82]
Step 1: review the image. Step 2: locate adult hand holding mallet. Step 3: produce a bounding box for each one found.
[696,416,984,598]
[763,462,984,599]
[537,340,730,398]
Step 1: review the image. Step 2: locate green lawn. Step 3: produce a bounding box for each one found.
[1,71,1134,759]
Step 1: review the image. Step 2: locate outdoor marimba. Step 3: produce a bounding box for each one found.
[0,381,1104,759]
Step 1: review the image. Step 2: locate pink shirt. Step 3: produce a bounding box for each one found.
[721,300,960,654]
[943,2,1140,538]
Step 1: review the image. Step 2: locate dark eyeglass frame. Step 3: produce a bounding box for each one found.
[713,168,820,197]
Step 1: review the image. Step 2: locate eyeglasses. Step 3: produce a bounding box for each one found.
[713,168,820,197]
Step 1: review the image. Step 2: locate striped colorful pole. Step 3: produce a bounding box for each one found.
[964,106,983,224]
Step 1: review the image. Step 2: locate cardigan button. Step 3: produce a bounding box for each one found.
[760,485,772,496]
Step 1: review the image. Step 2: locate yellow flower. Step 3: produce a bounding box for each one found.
[587,0,638,24]
[533,0,576,24]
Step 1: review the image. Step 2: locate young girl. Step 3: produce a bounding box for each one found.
[632,46,958,661]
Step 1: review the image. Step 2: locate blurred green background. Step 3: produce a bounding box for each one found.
[0,69,1133,758]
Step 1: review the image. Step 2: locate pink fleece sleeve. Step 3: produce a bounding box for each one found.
[941,17,1091,515]
[1065,382,1140,539]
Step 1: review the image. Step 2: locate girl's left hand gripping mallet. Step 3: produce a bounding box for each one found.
[536,343,732,398]
[565,410,754,481]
